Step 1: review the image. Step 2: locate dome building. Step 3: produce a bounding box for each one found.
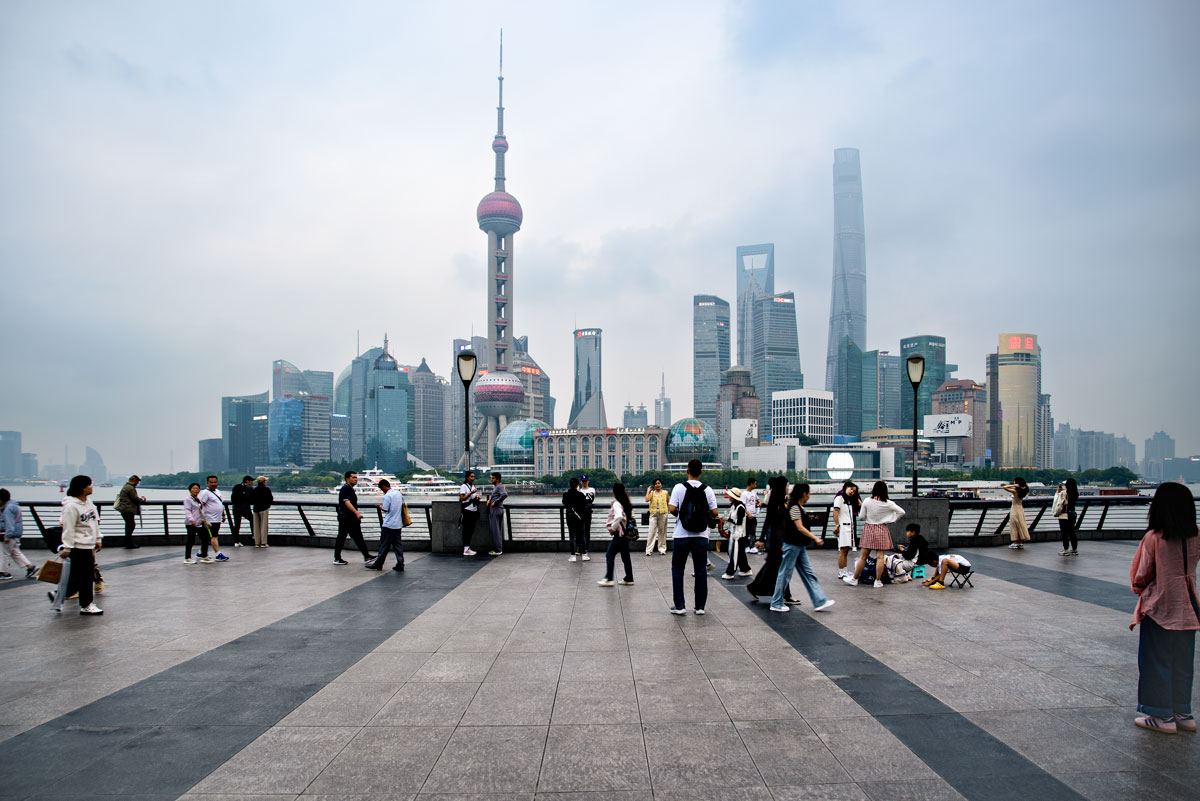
[493,419,550,477]
[664,418,720,469]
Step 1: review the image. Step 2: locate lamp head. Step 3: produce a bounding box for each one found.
[457,349,478,385]
[906,355,925,387]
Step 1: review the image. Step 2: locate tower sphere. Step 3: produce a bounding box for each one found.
[666,418,718,463]
[477,191,523,236]
[473,371,525,418]
[492,136,509,153]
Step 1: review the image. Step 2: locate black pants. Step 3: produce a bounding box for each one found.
[66,548,95,607]
[461,509,479,551]
[231,508,254,545]
[745,516,758,544]
[581,511,593,552]
[605,535,633,581]
[369,526,405,569]
[566,516,585,554]
[185,525,209,558]
[670,537,709,610]
[724,537,751,575]
[1059,512,1077,551]
[336,518,370,560]
[121,512,137,547]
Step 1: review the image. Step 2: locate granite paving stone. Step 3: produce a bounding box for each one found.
[536,724,650,792]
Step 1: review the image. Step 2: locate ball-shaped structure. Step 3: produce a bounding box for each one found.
[494,418,550,466]
[492,136,509,153]
[477,191,523,236]
[473,372,525,418]
[666,418,718,463]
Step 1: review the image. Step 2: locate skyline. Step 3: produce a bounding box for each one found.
[2,1,1198,474]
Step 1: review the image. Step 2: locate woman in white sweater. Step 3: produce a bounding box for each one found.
[843,481,905,589]
[60,475,103,615]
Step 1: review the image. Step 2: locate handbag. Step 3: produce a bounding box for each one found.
[625,516,640,541]
[640,511,650,526]
[401,503,412,527]
[37,559,64,584]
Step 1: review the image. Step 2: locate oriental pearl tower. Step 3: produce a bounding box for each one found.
[470,34,526,468]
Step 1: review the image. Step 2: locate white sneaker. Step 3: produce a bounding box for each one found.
[1008,543,1020,549]
[720,573,735,580]
[842,576,858,586]
[747,547,760,554]
[694,608,706,615]
[581,554,591,561]
[815,599,836,612]
[196,556,214,563]
[597,579,614,587]
[769,605,789,613]
[79,603,103,615]
[737,570,753,576]
[669,607,686,615]
[568,555,578,563]
[464,548,476,556]
[183,557,197,564]
[873,580,884,588]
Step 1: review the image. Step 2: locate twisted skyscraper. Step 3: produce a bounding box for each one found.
[824,148,867,433]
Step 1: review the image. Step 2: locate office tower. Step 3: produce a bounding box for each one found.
[81,447,107,483]
[198,438,224,473]
[654,373,672,429]
[411,358,448,468]
[717,366,760,466]
[986,333,1044,469]
[623,403,648,428]
[771,390,836,444]
[20,453,37,478]
[568,328,607,429]
[330,414,350,463]
[1037,393,1054,469]
[1144,431,1175,480]
[268,398,303,464]
[273,360,332,467]
[363,339,411,473]
[693,296,731,435]
[900,335,947,429]
[736,243,774,368]
[513,335,555,427]
[932,379,987,465]
[861,350,900,432]
[0,432,20,477]
[833,336,863,439]
[825,148,868,411]
[751,292,803,441]
[222,392,270,473]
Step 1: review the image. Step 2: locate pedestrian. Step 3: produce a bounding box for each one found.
[562,477,588,562]
[459,470,481,557]
[744,477,761,554]
[335,470,372,565]
[644,479,669,555]
[896,523,936,579]
[1003,477,1031,550]
[0,488,37,579]
[113,475,146,549]
[579,475,596,557]
[1054,478,1079,556]
[59,475,103,615]
[667,458,718,615]
[486,472,507,556]
[252,475,273,547]
[1129,482,1199,734]
[719,488,752,579]
[746,476,796,604]
[832,480,861,580]
[770,483,835,613]
[843,481,905,588]
[365,479,405,571]
[182,482,211,563]
[230,475,255,547]
[598,482,635,587]
[197,475,229,561]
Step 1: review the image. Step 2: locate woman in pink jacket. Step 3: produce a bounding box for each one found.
[1129,482,1199,734]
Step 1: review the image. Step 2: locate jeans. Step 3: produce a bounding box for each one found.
[670,537,709,610]
[772,544,828,609]
[1058,512,1077,551]
[489,508,505,551]
[1138,615,1195,718]
[461,509,479,551]
[605,535,633,582]
[121,511,137,547]
[336,517,370,560]
[369,526,405,569]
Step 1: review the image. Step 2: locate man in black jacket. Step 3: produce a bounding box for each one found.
[230,476,255,547]
[895,523,937,577]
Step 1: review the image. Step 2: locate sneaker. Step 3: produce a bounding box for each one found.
[873,580,884,588]
[1134,715,1177,734]
[214,553,230,562]
[568,555,577,562]
[815,599,836,612]
[66,592,78,600]
[392,565,404,572]
[928,582,946,590]
[694,608,706,615]
[842,576,858,586]
[747,547,760,554]
[720,572,735,580]
[196,555,214,563]
[0,573,12,581]
[463,548,477,557]
[1008,543,1020,549]
[1175,714,1196,732]
[582,554,591,561]
[737,570,753,577]
[488,550,503,556]
[25,565,39,579]
[1060,550,1070,556]
[618,579,635,585]
[597,579,614,587]
[769,605,789,613]
[364,554,376,562]
[784,598,803,605]
[1016,544,1025,550]
[669,607,686,615]
[183,557,197,564]
[364,564,382,571]
[233,542,244,547]
[332,558,348,565]
[1070,550,1079,556]
[79,604,103,615]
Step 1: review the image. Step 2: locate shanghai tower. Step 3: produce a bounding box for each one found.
[824,148,867,428]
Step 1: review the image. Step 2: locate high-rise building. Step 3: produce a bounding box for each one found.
[272,360,332,467]
[931,379,987,465]
[410,358,448,468]
[751,292,803,441]
[330,414,349,463]
[222,392,270,473]
[268,397,304,465]
[736,244,774,368]
[198,438,224,473]
[0,431,21,478]
[900,335,947,430]
[717,366,760,466]
[1055,424,1134,471]
[986,333,1044,469]
[833,336,862,439]
[568,328,607,429]
[861,350,900,432]
[1037,393,1054,470]
[825,148,867,410]
[1144,431,1176,480]
[623,403,648,428]
[692,296,731,435]
[20,453,37,478]
[654,373,672,429]
[513,335,554,428]
[81,446,107,483]
[771,389,835,445]
[363,340,411,473]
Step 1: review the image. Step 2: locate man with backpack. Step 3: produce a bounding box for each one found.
[667,459,718,615]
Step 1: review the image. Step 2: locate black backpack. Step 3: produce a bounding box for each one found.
[678,482,711,533]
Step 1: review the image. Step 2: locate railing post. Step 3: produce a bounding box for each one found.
[28,506,46,536]
[972,507,986,537]
[1028,501,1048,533]
[1097,500,1111,532]
[163,504,169,535]
[1077,500,1090,530]
[560,508,566,541]
[505,506,513,542]
[297,505,317,537]
[994,513,1010,537]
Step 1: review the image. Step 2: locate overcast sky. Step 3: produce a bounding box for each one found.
[2,0,1198,476]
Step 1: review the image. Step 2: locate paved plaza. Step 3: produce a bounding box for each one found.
[0,539,1195,800]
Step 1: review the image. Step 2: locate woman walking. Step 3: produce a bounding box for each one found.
[720,488,752,579]
[252,476,273,547]
[183,483,211,563]
[1129,482,1199,734]
[1003,477,1031,550]
[562,477,589,563]
[60,475,103,615]
[746,476,795,603]
[770,483,834,613]
[844,481,905,588]
[598,482,635,587]
[1054,478,1079,556]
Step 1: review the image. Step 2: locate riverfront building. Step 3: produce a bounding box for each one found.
[1143,431,1175,480]
[736,243,774,369]
[986,333,1051,469]
[568,329,607,429]
[221,392,269,473]
[771,389,835,445]
[692,296,731,435]
[410,358,448,469]
[932,379,987,466]
[752,292,803,441]
[825,148,868,414]
[534,426,667,478]
[833,336,863,439]
[900,335,947,430]
[861,350,900,432]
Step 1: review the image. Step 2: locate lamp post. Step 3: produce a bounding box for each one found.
[906,355,925,497]
[457,349,478,473]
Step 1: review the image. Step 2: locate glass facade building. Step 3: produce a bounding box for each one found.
[833,336,863,439]
[736,243,774,369]
[222,391,269,473]
[568,328,607,429]
[751,292,803,442]
[268,397,304,465]
[861,350,900,433]
[771,389,836,445]
[987,333,1043,469]
[900,335,947,430]
[825,149,868,410]
[692,296,730,435]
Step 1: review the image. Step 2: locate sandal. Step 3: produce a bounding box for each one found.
[1134,715,1177,734]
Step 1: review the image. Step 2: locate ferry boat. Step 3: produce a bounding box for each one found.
[326,466,397,497]
[401,472,461,497]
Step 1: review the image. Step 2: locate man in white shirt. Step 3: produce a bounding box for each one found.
[366,479,405,571]
[197,475,229,562]
[460,471,481,556]
[667,459,718,615]
[743,478,760,554]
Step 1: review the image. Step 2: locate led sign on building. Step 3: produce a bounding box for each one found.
[924,414,972,438]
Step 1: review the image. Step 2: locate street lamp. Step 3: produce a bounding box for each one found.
[457,349,478,472]
[906,355,925,497]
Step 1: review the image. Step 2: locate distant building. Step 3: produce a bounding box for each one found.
[923,413,973,470]
[410,358,448,468]
[736,243,774,369]
[0,431,21,478]
[222,392,270,473]
[198,438,224,474]
[900,335,947,430]
[752,292,803,441]
[1143,431,1175,480]
[825,148,868,412]
[932,379,987,466]
[1055,424,1136,472]
[771,389,835,445]
[535,426,668,477]
[330,414,349,463]
[692,296,730,435]
[362,341,411,473]
[833,336,863,439]
[622,403,648,428]
[861,427,932,476]
[717,366,760,466]
[568,328,607,429]
[861,350,900,432]
[731,440,894,483]
[513,335,555,429]
[654,373,672,429]
[985,333,1044,469]
[1162,455,1200,483]
[81,446,107,483]
[20,453,38,479]
[272,360,332,467]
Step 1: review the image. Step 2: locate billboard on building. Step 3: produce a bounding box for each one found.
[924,414,972,438]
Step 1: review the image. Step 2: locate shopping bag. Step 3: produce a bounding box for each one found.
[37,559,63,584]
[401,503,412,527]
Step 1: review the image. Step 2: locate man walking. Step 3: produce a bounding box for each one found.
[230,475,255,547]
[335,470,372,565]
[114,475,146,549]
[487,472,507,556]
[743,477,760,554]
[459,470,481,557]
[365,479,405,571]
[578,475,595,561]
[197,475,229,562]
[667,459,718,615]
[0,488,37,579]
[644,479,669,555]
